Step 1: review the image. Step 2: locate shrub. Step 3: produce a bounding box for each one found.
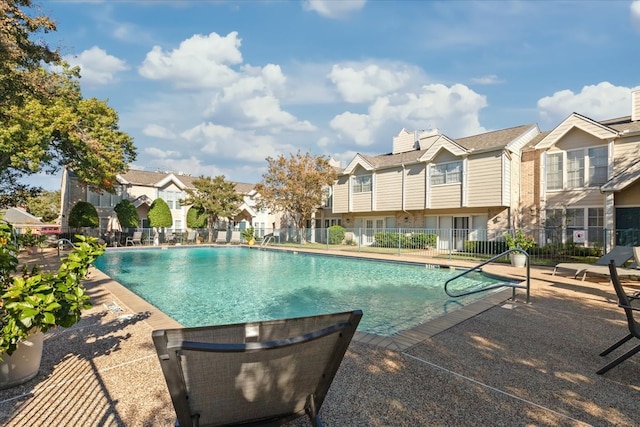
[114,199,139,228]
[328,225,345,245]
[148,198,173,228]
[68,201,99,229]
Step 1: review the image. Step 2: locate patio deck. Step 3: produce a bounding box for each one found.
[1,247,639,426]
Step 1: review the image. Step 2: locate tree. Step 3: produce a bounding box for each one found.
[0,1,136,200]
[186,206,207,229]
[25,190,60,223]
[181,176,242,243]
[148,198,173,241]
[68,201,99,229]
[114,199,139,229]
[255,152,337,238]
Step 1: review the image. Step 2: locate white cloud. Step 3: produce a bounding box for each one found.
[632,1,640,31]
[537,82,633,124]
[330,83,487,146]
[63,46,128,85]
[139,32,242,88]
[142,124,176,139]
[144,147,181,158]
[470,74,502,85]
[303,0,366,18]
[241,95,316,131]
[328,63,413,103]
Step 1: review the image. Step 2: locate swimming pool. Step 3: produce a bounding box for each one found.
[94,247,509,336]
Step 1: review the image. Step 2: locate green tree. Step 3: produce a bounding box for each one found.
[68,201,99,229]
[255,152,337,239]
[181,176,242,243]
[114,199,139,229]
[25,190,60,223]
[186,206,207,229]
[148,198,173,234]
[0,1,136,202]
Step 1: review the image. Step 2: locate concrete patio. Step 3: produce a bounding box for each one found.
[1,247,639,426]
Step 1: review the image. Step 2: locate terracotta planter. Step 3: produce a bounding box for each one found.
[0,332,44,390]
[27,246,39,255]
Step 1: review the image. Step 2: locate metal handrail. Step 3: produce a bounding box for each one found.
[260,235,274,247]
[444,248,530,304]
[56,238,75,256]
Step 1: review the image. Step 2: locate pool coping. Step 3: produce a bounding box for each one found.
[91,245,517,351]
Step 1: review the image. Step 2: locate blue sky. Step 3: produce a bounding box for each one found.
[27,0,640,190]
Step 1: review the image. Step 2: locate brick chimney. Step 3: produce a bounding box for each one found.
[633,89,640,122]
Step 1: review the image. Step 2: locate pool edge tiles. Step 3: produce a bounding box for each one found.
[88,258,514,351]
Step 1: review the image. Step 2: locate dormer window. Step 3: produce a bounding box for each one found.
[352,175,372,193]
[430,161,462,186]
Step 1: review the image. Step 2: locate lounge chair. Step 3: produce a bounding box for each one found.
[153,310,362,427]
[215,229,228,244]
[186,230,197,244]
[229,230,242,244]
[597,261,640,374]
[552,245,634,280]
[579,246,640,281]
[125,231,143,246]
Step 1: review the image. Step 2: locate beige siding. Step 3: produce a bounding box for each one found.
[466,151,503,207]
[615,180,640,206]
[404,164,426,210]
[392,131,415,154]
[352,192,372,211]
[430,184,462,208]
[555,128,604,151]
[332,176,349,213]
[375,168,403,210]
[542,115,617,144]
[433,149,458,163]
[613,137,640,176]
[546,189,604,207]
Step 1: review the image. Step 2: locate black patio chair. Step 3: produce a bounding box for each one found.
[597,260,640,375]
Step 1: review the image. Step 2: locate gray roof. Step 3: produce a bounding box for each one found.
[599,116,640,134]
[2,207,42,225]
[355,124,536,169]
[119,169,255,194]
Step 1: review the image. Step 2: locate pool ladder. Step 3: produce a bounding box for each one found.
[444,248,531,304]
[260,235,274,247]
[56,238,75,256]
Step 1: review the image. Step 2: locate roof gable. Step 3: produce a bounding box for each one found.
[343,154,375,174]
[535,113,618,150]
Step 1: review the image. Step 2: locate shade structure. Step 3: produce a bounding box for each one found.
[107,216,122,233]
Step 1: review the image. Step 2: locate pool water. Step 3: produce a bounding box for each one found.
[94,247,508,336]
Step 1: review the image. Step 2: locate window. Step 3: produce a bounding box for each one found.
[322,186,333,207]
[430,161,462,186]
[87,186,123,207]
[588,147,607,186]
[588,208,604,246]
[352,175,372,193]
[546,153,563,190]
[159,190,184,209]
[566,151,584,188]
[547,147,608,191]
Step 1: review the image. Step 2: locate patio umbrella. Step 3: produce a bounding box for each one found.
[107,216,122,246]
[107,216,122,233]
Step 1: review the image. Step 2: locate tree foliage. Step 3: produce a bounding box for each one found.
[114,199,139,229]
[68,201,99,229]
[148,198,173,229]
[255,152,337,231]
[181,176,243,243]
[186,206,207,229]
[0,0,136,197]
[25,190,60,222]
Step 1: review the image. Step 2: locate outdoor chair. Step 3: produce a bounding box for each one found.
[597,261,640,375]
[152,310,363,427]
[125,231,142,246]
[579,246,640,281]
[552,246,634,280]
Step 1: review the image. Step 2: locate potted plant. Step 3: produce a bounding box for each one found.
[0,222,105,389]
[241,227,256,245]
[20,228,46,255]
[503,229,535,267]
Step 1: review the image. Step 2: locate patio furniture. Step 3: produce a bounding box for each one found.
[125,231,142,246]
[579,246,640,281]
[552,246,634,280]
[597,260,640,375]
[152,310,362,427]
